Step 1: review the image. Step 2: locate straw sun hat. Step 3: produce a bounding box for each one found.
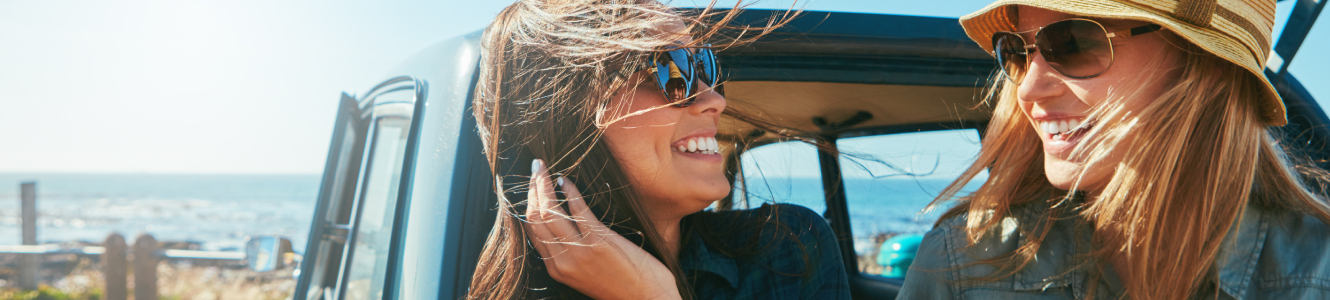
[959,0,1287,126]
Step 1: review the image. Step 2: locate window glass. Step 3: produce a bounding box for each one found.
[837,129,987,278]
[343,113,412,300]
[306,99,367,300]
[734,141,824,212]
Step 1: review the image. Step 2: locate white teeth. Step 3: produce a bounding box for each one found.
[1041,118,1088,136]
[675,136,720,154]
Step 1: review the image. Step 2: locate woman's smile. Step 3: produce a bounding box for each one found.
[1033,116,1093,157]
[670,131,723,162]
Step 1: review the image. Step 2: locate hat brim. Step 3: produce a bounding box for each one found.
[960,0,1287,126]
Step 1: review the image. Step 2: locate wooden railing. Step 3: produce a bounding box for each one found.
[5,182,271,299]
[1,233,249,300]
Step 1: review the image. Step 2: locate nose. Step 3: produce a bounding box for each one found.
[689,81,726,115]
[1016,50,1068,104]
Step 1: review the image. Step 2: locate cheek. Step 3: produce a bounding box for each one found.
[604,126,662,174]
[601,111,680,179]
[1082,46,1178,110]
[1065,79,1112,108]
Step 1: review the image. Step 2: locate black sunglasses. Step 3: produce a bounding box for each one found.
[650,44,720,108]
[993,18,1162,83]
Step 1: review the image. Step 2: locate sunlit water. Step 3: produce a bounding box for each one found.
[0,173,318,252]
[739,177,976,255]
[0,173,971,255]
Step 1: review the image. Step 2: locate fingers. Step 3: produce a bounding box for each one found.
[531,159,583,239]
[530,159,556,208]
[525,165,555,257]
[562,182,606,242]
[561,185,637,251]
[529,158,610,261]
[526,159,560,257]
[523,221,553,258]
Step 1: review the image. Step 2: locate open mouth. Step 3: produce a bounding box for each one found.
[1040,118,1093,141]
[673,136,719,155]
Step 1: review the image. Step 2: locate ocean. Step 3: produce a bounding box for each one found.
[737,176,979,254]
[0,173,976,254]
[0,173,320,252]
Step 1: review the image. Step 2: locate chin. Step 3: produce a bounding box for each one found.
[1044,155,1110,192]
[1044,155,1083,191]
[697,178,732,201]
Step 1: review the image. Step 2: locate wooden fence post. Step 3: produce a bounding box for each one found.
[104,233,128,300]
[133,234,158,300]
[18,181,38,290]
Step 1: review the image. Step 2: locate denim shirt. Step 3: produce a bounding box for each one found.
[679,204,851,300]
[898,202,1330,299]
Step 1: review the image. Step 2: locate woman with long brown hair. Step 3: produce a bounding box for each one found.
[465,0,849,299]
[900,0,1330,299]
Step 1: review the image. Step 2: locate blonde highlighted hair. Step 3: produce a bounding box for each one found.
[931,34,1330,299]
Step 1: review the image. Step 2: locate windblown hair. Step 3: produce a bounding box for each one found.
[929,33,1330,299]
[467,1,801,299]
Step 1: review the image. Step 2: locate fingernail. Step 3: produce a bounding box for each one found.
[556,176,565,187]
[531,159,543,174]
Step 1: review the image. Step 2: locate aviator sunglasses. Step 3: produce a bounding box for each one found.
[993,18,1162,83]
[650,44,720,108]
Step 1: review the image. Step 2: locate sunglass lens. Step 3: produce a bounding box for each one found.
[993,32,1028,82]
[653,55,672,93]
[653,51,691,106]
[1038,20,1113,78]
[651,53,686,106]
[696,48,718,86]
[665,74,690,106]
[668,49,693,82]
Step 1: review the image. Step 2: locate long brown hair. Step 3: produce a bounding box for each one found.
[929,33,1330,299]
[467,1,801,299]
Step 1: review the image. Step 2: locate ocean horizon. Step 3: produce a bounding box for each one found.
[0,173,974,254]
[0,173,321,252]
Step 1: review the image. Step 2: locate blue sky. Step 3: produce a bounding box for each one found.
[1,0,1325,174]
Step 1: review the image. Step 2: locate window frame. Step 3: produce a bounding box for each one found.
[295,76,427,300]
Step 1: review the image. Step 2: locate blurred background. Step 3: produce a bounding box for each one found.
[0,0,1325,298]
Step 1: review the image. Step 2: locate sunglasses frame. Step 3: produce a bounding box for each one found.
[992,18,1162,83]
[649,44,719,108]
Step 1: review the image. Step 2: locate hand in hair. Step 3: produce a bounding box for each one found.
[526,159,682,300]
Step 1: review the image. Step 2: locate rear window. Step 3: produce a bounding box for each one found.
[836,129,985,277]
[733,128,986,278]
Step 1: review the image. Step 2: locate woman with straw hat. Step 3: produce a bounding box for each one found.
[899,0,1330,299]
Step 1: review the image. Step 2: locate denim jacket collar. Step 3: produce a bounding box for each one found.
[973,203,1268,299]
